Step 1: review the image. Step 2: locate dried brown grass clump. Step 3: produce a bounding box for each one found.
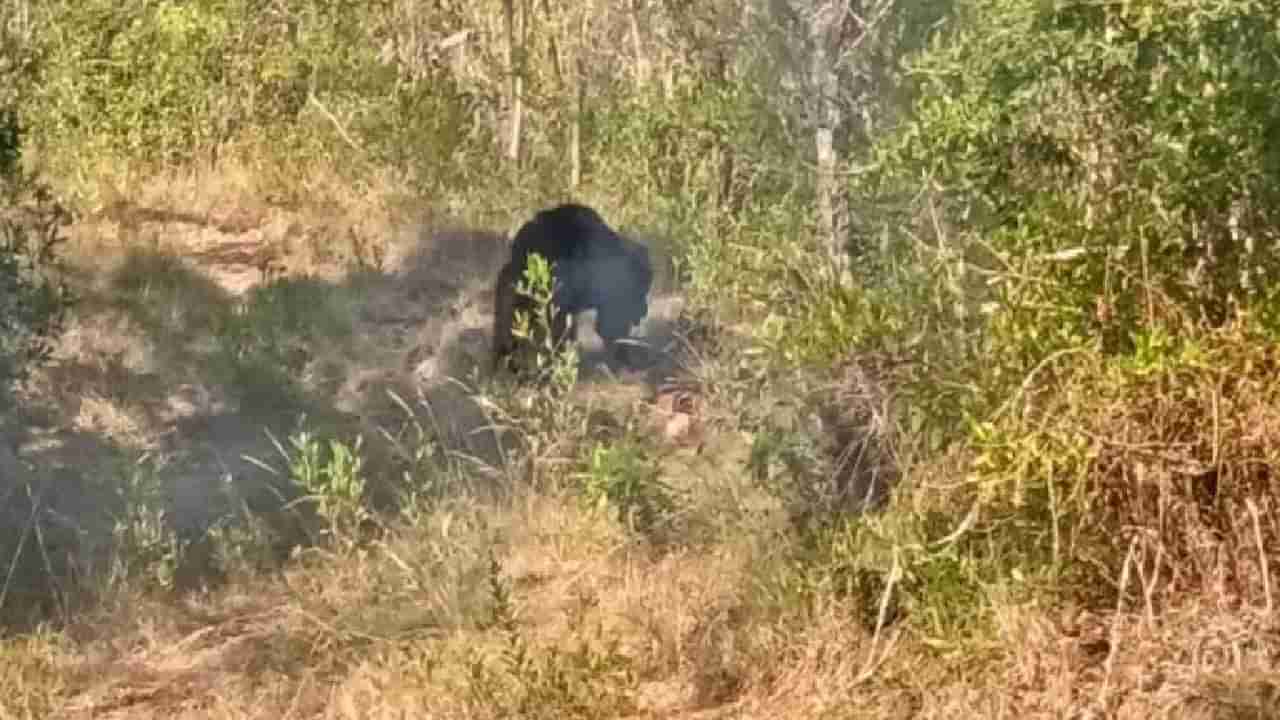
[1063,330,1280,611]
[947,325,1280,619]
[984,600,1280,719]
[748,356,902,533]
[816,358,900,515]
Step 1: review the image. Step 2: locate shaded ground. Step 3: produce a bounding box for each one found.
[1,200,692,626]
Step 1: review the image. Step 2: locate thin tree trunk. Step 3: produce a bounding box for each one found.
[504,0,524,166]
[714,50,739,214]
[629,1,649,89]
[543,0,564,84]
[571,56,584,190]
[571,12,588,189]
[809,4,846,280]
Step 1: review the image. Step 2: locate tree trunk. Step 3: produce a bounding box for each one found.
[814,4,844,280]
[504,0,524,166]
[809,3,846,280]
[571,54,584,189]
[629,1,649,90]
[569,10,590,190]
[713,49,739,214]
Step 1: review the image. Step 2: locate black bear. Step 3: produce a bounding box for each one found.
[492,203,653,374]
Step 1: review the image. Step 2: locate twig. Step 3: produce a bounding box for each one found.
[1100,537,1137,708]
[0,480,42,614]
[308,93,363,154]
[928,500,979,549]
[1247,499,1272,615]
[990,346,1088,424]
[856,547,904,682]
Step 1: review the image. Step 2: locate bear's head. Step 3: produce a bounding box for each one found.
[594,241,653,344]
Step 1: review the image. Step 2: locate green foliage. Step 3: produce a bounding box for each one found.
[20,0,486,185]
[884,0,1280,343]
[962,326,1280,611]
[777,0,1280,624]
[581,441,675,539]
[510,252,579,391]
[272,428,370,544]
[0,179,73,412]
[108,459,186,592]
[29,0,242,163]
[748,423,829,526]
[732,0,1280,455]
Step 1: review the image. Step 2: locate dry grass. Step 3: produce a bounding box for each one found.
[9,475,1279,719]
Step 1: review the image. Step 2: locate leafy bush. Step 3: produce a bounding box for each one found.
[875,0,1280,380]
[963,326,1280,609]
[0,177,72,412]
[508,252,580,390]
[724,0,1280,628]
[721,0,1280,449]
[19,0,487,186]
[272,428,370,546]
[581,441,675,539]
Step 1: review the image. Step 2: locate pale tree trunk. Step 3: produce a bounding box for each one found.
[504,0,525,166]
[629,1,650,89]
[555,4,588,190]
[571,53,585,189]
[778,0,898,281]
[809,1,847,281]
[573,10,589,191]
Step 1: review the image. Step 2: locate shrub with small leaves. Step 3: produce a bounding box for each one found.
[273,428,370,545]
[0,176,73,413]
[582,441,675,539]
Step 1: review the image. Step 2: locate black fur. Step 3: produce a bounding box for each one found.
[492,204,653,373]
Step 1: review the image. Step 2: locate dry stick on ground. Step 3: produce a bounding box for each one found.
[30,487,69,623]
[1247,499,1273,615]
[1100,537,1138,709]
[0,480,49,617]
[855,547,904,683]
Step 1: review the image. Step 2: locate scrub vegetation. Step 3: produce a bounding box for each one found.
[1,1,1279,717]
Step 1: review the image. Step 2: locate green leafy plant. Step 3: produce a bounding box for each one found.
[271,427,370,546]
[108,459,186,592]
[581,441,675,540]
[510,252,579,391]
[483,252,595,486]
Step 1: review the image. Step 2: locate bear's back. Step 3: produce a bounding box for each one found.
[510,203,629,268]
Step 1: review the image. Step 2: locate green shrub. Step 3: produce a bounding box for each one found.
[0,177,73,412]
[581,441,675,540]
[20,0,487,185]
[509,252,579,390]
[272,428,370,546]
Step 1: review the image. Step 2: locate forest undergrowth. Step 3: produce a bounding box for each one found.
[2,0,1280,717]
